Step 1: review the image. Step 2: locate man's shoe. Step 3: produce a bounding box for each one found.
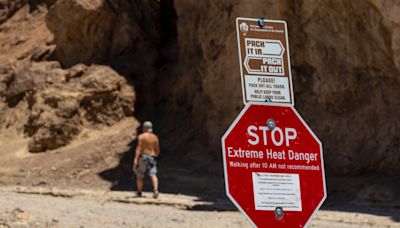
[153,191,159,199]
[134,192,142,198]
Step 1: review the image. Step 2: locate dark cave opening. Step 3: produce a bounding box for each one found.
[98,0,225,197]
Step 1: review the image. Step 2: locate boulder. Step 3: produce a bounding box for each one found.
[0,60,135,153]
[23,64,135,152]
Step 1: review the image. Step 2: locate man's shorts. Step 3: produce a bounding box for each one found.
[134,155,157,178]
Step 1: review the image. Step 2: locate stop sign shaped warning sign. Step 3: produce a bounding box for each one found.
[222,104,326,227]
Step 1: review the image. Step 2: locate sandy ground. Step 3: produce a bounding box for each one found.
[1,129,399,228]
[0,187,399,228]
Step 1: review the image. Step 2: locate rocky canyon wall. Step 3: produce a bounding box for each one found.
[1,0,399,176]
[173,0,400,175]
[0,2,137,153]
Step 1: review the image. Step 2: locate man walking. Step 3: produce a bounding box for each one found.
[133,121,160,198]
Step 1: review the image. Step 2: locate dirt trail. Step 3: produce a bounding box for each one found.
[0,187,399,228]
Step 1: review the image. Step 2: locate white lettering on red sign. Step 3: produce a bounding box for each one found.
[247,125,297,147]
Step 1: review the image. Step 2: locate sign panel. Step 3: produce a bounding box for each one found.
[222,104,326,227]
[236,18,294,105]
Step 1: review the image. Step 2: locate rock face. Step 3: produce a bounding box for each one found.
[1,0,400,176]
[0,2,136,153]
[0,0,26,24]
[1,61,135,152]
[172,0,400,175]
[45,0,160,68]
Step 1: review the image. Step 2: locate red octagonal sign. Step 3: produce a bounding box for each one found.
[222,104,327,227]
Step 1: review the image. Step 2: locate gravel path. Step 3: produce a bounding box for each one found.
[0,189,399,228]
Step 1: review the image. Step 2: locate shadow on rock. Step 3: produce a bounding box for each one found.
[98,140,137,191]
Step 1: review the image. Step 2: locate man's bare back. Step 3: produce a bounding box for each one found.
[136,132,160,157]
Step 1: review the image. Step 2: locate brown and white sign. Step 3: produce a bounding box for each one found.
[236,17,294,105]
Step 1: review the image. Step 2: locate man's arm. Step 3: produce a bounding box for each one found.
[134,135,142,169]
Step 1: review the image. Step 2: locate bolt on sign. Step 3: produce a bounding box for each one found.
[236,17,294,105]
[222,104,327,227]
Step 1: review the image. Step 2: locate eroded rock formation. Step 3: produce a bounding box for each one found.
[45,0,160,68]
[171,0,400,175]
[0,0,26,24]
[0,3,136,152]
[1,60,135,152]
[0,0,399,176]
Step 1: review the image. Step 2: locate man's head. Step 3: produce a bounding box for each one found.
[143,121,153,133]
